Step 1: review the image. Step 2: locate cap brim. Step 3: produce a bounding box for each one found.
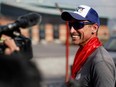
[61,11,86,21]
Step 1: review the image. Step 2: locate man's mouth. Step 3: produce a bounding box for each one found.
[72,34,81,38]
[72,35,80,38]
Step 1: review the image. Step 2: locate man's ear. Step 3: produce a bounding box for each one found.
[92,24,98,33]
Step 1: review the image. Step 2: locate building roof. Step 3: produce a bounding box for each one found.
[0,0,116,19]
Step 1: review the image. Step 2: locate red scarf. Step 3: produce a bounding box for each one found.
[71,37,102,79]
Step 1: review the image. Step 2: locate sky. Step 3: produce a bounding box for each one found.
[2,0,116,8]
[27,0,116,7]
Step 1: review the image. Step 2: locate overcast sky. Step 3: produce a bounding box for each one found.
[35,0,116,7]
[3,0,115,7]
[2,0,116,8]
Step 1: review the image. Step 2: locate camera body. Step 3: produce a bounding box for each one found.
[14,35,33,60]
[0,29,33,60]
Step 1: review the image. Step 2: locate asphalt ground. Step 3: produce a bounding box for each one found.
[31,43,78,85]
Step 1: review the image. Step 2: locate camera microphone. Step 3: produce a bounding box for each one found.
[0,12,41,33]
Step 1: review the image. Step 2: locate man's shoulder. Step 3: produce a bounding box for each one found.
[90,46,115,66]
[94,46,111,58]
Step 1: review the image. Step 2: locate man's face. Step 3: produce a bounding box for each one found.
[69,20,95,46]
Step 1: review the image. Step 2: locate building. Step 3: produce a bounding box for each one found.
[0,0,116,44]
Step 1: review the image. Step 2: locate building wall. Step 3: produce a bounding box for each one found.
[0,16,110,45]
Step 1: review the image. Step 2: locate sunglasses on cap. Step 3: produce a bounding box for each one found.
[68,21,94,30]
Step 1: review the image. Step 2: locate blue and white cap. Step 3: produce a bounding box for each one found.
[61,5,100,26]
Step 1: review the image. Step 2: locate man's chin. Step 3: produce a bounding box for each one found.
[72,41,80,45]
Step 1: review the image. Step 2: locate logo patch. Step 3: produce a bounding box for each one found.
[76,7,85,13]
[74,5,91,17]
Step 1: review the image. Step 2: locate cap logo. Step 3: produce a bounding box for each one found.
[74,5,91,17]
[76,7,85,13]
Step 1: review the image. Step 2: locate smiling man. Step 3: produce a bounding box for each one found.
[61,5,116,87]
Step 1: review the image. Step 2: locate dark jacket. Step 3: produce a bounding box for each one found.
[69,46,116,87]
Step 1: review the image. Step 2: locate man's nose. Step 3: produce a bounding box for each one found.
[70,27,76,33]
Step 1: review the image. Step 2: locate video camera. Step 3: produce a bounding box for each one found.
[0,13,41,60]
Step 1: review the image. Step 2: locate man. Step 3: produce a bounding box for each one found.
[61,5,116,87]
[0,34,20,55]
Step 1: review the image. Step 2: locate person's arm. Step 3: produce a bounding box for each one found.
[91,61,115,87]
[0,34,20,55]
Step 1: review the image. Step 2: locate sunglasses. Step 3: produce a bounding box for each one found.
[68,21,94,30]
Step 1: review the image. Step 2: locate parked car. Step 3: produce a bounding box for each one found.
[104,36,116,65]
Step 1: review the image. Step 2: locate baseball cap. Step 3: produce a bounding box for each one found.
[61,5,100,26]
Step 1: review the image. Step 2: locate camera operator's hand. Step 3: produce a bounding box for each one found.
[1,34,20,55]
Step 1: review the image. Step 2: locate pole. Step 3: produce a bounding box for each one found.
[65,21,69,82]
[55,3,69,82]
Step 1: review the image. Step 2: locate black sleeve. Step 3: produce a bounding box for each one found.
[91,61,115,87]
